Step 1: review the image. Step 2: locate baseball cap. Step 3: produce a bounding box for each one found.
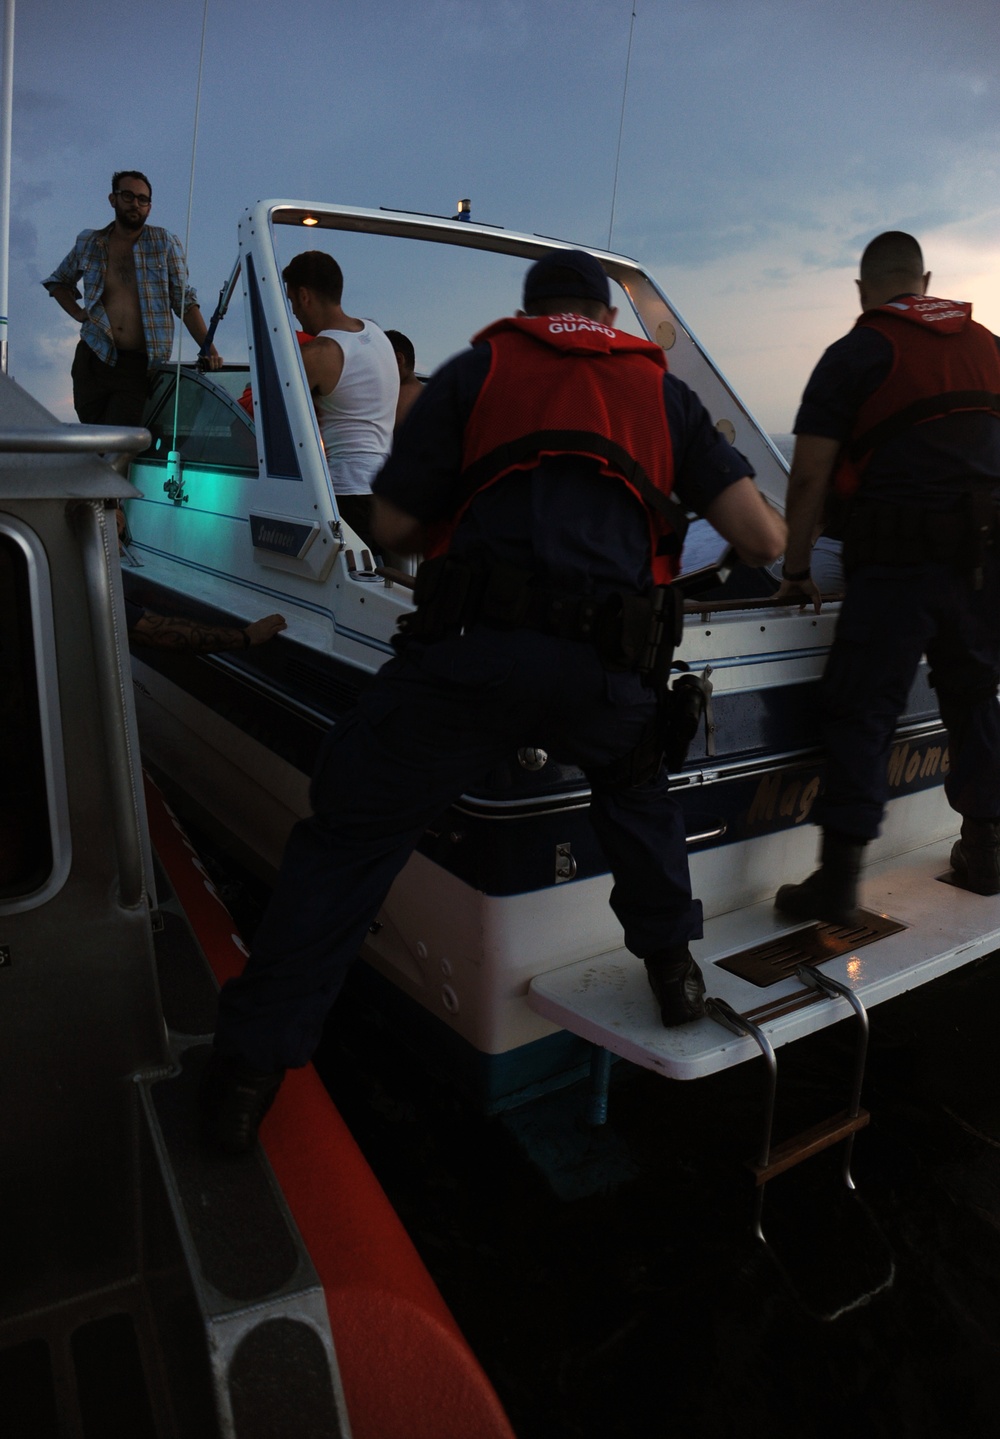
[522,250,612,309]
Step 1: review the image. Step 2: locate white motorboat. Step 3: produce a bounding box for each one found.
[121,199,976,1125]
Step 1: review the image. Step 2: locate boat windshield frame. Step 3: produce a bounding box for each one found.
[251,199,789,500]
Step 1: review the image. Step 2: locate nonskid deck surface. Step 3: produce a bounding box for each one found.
[528,836,1000,1080]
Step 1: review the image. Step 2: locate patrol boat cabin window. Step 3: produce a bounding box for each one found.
[0,533,53,901]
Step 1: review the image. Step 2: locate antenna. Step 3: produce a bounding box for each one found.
[168,0,210,502]
[607,2,637,252]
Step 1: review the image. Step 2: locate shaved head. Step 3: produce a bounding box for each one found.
[859,231,925,287]
[857,230,929,310]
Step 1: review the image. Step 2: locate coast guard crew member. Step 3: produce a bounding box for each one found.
[201,250,786,1154]
[776,231,1000,922]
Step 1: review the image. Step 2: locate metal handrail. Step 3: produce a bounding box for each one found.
[683,590,843,614]
[0,425,151,454]
[71,499,146,908]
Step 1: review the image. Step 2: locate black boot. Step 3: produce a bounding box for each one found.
[951,818,1000,895]
[774,829,866,926]
[200,1050,286,1156]
[644,945,706,1027]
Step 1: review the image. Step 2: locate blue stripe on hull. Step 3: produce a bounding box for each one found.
[417,729,949,894]
[125,574,950,895]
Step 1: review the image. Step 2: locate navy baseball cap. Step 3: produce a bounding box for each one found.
[522,250,612,309]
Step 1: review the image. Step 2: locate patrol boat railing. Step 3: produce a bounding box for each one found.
[0,399,352,1437]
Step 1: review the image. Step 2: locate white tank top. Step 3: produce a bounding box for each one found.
[314,322,399,495]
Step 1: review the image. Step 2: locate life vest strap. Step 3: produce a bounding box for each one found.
[458,428,690,554]
[848,389,1000,464]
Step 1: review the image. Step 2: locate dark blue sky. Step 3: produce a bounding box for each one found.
[11,0,1000,429]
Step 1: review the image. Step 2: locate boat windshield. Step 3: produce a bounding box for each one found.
[267,226,650,380]
[190,203,788,508]
[141,368,257,472]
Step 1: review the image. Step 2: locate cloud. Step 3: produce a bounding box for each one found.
[13,85,105,163]
[950,72,991,99]
[9,0,1000,434]
[10,216,39,265]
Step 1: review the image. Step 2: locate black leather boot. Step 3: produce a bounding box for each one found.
[951,818,1000,895]
[774,829,867,926]
[644,945,706,1027]
[200,1050,286,1156]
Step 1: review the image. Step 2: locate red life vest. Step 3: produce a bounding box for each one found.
[834,296,1000,496]
[425,314,683,584]
[237,330,315,418]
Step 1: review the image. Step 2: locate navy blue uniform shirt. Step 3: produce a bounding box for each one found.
[375,339,752,595]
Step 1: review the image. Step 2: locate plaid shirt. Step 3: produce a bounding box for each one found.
[43,223,198,365]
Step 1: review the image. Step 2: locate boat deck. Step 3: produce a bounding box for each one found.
[528,836,1000,1080]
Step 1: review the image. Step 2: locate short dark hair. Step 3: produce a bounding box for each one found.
[112,170,152,198]
[385,329,415,369]
[524,294,610,321]
[282,251,344,303]
[860,231,924,285]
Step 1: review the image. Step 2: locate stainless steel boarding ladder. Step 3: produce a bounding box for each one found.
[708,966,870,1244]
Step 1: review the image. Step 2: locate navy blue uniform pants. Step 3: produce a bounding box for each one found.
[214,627,703,1071]
[817,558,1000,840]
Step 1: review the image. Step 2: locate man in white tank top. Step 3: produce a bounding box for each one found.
[283,251,399,554]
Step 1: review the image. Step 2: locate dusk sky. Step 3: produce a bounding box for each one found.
[10,0,1000,433]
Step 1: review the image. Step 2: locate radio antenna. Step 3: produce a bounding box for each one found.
[168,0,210,495]
[607,1,637,252]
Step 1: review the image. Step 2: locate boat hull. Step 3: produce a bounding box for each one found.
[127,577,956,1106]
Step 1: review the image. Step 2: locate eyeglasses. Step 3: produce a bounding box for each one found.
[114,190,152,206]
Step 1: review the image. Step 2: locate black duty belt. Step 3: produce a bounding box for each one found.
[399,555,711,790]
[398,555,683,682]
[842,490,1000,588]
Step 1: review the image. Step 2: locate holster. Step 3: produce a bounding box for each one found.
[662,669,714,773]
[588,665,713,790]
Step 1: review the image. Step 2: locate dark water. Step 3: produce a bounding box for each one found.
[203,838,1000,1439]
[772,433,795,465]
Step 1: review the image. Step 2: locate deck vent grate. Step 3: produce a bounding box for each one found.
[715,909,906,988]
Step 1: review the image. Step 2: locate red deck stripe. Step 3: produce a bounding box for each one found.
[143,773,516,1439]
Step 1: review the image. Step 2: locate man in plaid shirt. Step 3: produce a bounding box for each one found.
[43,169,222,426]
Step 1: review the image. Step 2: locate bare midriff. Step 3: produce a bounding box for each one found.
[103,231,146,352]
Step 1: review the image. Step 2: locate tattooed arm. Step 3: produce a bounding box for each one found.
[128,611,286,651]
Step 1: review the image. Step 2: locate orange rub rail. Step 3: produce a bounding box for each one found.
[144,773,516,1439]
